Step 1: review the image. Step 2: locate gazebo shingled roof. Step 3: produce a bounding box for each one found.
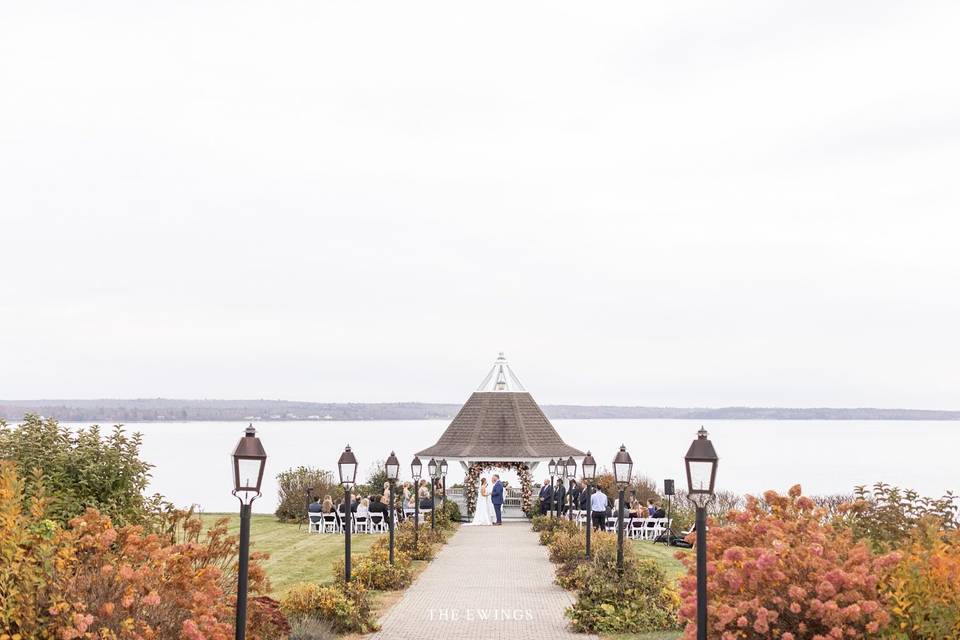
[417,353,584,460]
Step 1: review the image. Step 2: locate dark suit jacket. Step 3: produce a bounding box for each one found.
[419,497,434,510]
[368,501,388,515]
[491,481,504,505]
[553,484,566,508]
[308,501,322,513]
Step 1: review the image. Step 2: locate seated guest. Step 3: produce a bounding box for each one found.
[369,495,388,515]
[590,490,609,530]
[321,496,334,513]
[652,504,667,519]
[357,498,370,518]
[350,496,359,513]
[538,480,553,515]
[578,482,590,510]
[628,497,641,518]
[308,496,322,513]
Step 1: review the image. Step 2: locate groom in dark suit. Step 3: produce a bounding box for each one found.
[491,475,504,525]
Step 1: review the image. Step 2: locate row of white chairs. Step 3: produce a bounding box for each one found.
[568,510,672,540]
[307,509,432,534]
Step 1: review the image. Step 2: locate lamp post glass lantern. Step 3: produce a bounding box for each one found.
[684,427,719,640]
[385,451,400,565]
[338,445,358,583]
[231,425,266,640]
[582,451,596,558]
[612,444,632,573]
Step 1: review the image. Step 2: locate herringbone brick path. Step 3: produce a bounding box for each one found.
[370,523,595,640]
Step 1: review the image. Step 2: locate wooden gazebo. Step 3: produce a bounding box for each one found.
[417,353,584,515]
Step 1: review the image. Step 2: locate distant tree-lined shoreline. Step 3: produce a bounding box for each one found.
[2,398,958,422]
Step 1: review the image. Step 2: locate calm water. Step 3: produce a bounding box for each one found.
[65,419,960,513]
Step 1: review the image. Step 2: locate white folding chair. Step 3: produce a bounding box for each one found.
[630,517,646,539]
[307,513,323,533]
[321,512,339,534]
[353,514,369,533]
[369,513,387,533]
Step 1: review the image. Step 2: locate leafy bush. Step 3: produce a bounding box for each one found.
[279,581,378,634]
[248,596,292,639]
[881,521,960,639]
[537,517,578,547]
[275,466,336,523]
[839,483,958,552]
[677,485,900,640]
[531,513,551,531]
[335,543,413,590]
[0,415,161,526]
[565,531,680,634]
[394,519,438,560]
[0,461,271,639]
[441,498,462,523]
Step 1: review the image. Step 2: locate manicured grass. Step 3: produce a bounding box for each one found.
[631,539,691,583]
[200,513,382,597]
[604,632,682,640]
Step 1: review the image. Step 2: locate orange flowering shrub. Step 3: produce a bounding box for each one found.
[881,521,960,639]
[678,485,900,640]
[0,462,277,640]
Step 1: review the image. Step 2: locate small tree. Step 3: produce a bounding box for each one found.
[275,466,336,522]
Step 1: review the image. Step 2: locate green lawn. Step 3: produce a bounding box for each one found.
[200,513,382,597]
[631,539,691,583]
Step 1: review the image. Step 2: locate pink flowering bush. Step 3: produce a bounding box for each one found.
[677,485,900,640]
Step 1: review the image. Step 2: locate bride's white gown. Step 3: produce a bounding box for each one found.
[468,485,494,526]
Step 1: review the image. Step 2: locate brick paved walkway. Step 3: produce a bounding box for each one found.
[370,523,595,640]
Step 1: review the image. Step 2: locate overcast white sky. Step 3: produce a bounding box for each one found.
[2,1,959,408]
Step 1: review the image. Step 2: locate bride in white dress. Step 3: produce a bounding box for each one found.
[467,477,494,526]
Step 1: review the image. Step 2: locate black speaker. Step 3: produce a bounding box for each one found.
[664,479,675,496]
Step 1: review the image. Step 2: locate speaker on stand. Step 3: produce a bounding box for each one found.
[654,479,677,545]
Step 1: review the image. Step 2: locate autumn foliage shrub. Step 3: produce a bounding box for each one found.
[394,519,439,560]
[880,521,960,639]
[279,581,378,634]
[678,484,900,640]
[565,531,680,634]
[0,462,277,640]
[536,517,578,547]
[334,542,413,590]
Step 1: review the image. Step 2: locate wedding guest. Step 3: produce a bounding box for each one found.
[578,481,590,510]
[568,479,580,512]
[369,495,388,516]
[321,496,334,513]
[357,497,370,518]
[418,484,433,510]
[553,477,566,514]
[308,496,322,513]
[591,489,608,530]
[538,479,553,515]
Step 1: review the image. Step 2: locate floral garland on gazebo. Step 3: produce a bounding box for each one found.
[464,461,533,516]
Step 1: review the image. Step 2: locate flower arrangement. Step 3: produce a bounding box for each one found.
[463,462,533,516]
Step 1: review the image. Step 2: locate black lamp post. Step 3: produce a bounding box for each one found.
[558,458,568,518]
[427,458,439,530]
[547,459,557,518]
[582,451,596,558]
[613,444,633,573]
[565,456,577,521]
[685,427,719,640]
[338,445,358,582]
[231,425,267,640]
[411,455,422,546]
[385,451,400,565]
[439,459,448,511]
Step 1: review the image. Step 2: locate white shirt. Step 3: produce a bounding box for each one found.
[590,491,608,512]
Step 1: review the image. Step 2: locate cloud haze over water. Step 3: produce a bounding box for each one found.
[1,1,958,408]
